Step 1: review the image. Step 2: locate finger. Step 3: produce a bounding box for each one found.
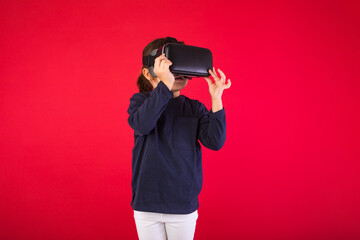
[155,54,166,70]
[213,67,221,82]
[160,58,167,70]
[225,79,231,89]
[155,54,166,65]
[164,60,172,70]
[209,69,220,81]
[204,77,213,86]
[159,59,164,70]
[154,56,160,70]
[155,54,166,63]
[208,69,213,77]
[217,68,226,82]
[212,67,220,78]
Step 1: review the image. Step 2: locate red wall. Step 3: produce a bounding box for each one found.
[1,1,359,239]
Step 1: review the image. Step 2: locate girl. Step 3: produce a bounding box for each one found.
[127,37,231,240]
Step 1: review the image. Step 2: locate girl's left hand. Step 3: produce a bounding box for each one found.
[204,67,231,99]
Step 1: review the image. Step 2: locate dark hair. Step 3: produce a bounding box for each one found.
[137,36,185,92]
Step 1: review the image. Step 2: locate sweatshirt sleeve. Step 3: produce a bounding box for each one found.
[196,101,226,151]
[127,81,174,135]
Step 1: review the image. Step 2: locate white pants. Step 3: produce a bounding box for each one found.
[133,210,198,240]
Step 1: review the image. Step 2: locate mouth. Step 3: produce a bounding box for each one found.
[174,75,190,80]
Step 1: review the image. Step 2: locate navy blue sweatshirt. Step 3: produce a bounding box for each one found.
[127,81,226,214]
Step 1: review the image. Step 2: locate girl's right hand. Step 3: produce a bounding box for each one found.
[154,53,175,90]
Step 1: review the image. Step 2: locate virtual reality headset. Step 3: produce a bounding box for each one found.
[142,43,213,80]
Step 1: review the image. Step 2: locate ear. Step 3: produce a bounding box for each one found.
[142,68,159,88]
[142,68,152,81]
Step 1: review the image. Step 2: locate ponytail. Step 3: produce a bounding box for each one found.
[137,67,153,92]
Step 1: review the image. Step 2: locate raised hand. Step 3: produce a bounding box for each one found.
[153,53,175,90]
[204,67,231,100]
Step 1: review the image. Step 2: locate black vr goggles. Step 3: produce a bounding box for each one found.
[142,43,213,80]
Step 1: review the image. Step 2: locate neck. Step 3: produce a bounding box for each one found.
[172,90,180,98]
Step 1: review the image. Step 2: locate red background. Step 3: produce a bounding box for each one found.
[1,0,359,239]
